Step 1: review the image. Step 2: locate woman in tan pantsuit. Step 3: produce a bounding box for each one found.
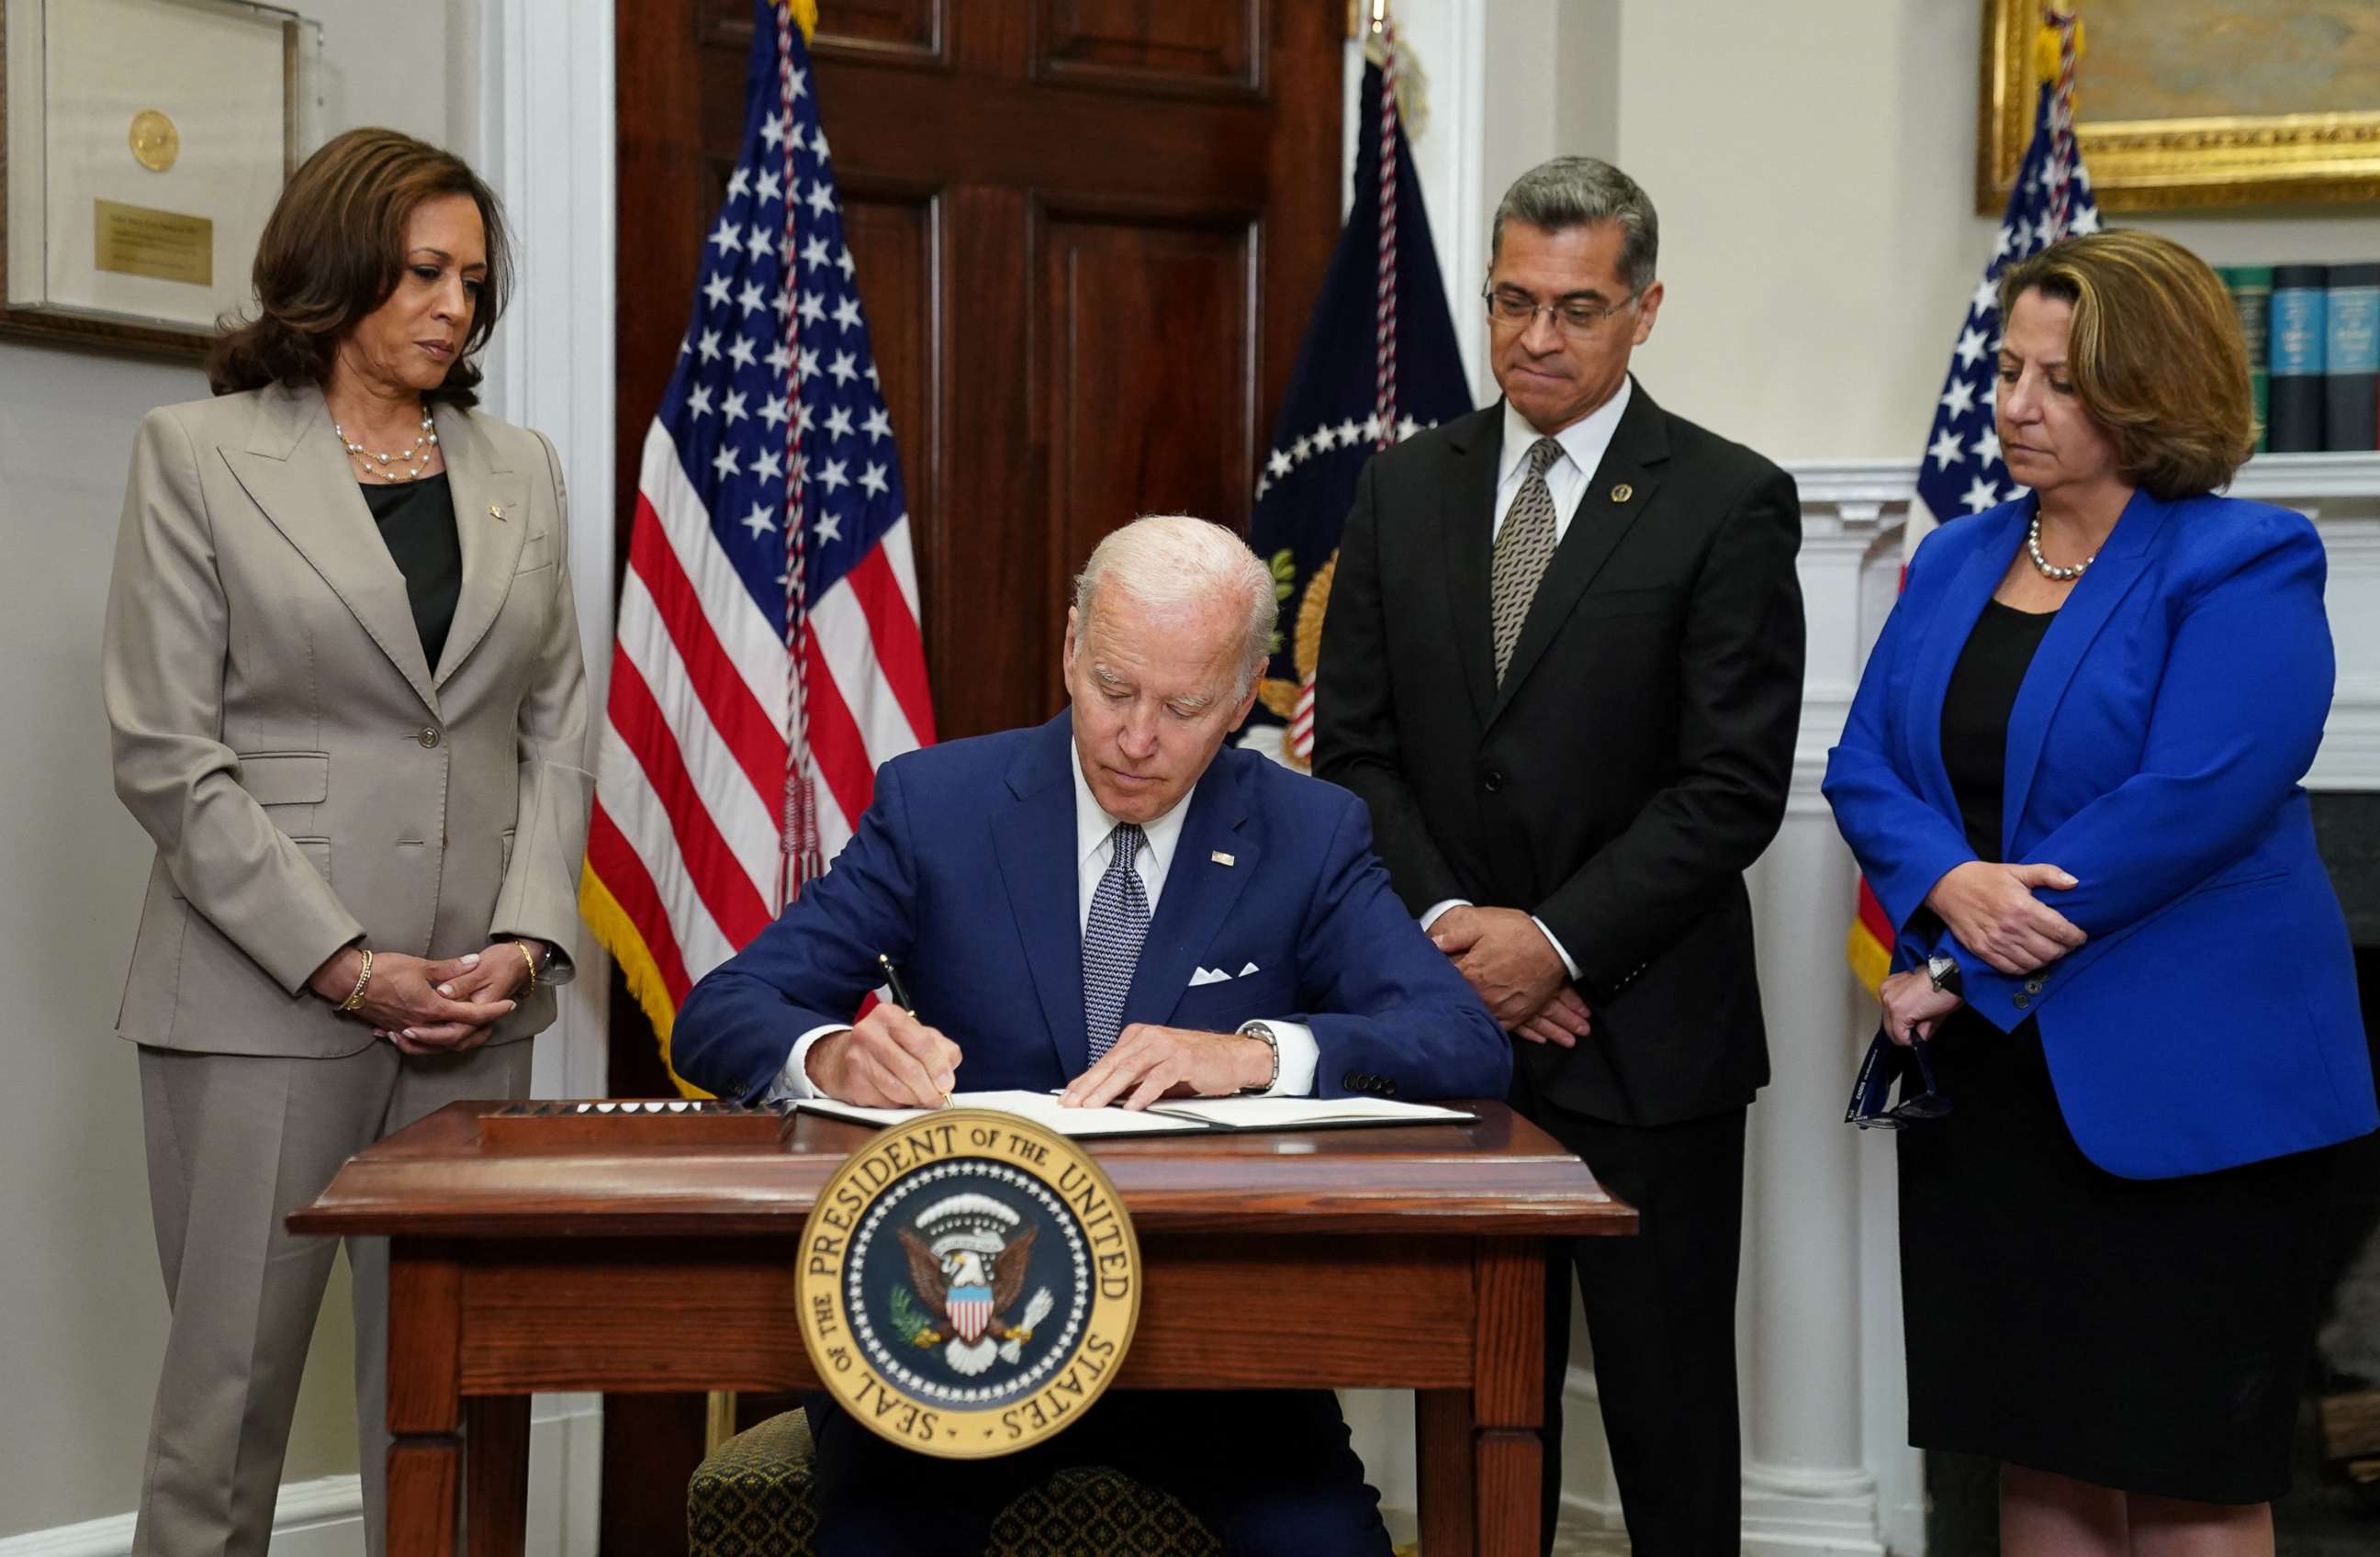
[102,129,591,1557]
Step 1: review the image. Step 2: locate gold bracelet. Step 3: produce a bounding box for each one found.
[515,939,538,995]
[337,947,375,1013]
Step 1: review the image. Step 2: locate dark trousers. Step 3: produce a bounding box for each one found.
[804,1386,1392,1557]
[1514,1068,1748,1557]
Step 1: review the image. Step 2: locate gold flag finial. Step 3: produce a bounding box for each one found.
[777,0,818,43]
[2033,11,2085,82]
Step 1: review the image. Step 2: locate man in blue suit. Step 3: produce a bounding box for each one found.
[673,513,1510,1556]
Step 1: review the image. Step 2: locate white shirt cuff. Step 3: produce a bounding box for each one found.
[1419,899,1471,933]
[764,1024,850,1103]
[1251,1019,1319,1097]
[1531,915,1583,981]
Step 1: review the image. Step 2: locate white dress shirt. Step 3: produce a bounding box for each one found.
[769,751,1319,1100]
[1417,382,1636,980]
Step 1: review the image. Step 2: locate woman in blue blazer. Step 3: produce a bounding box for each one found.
[1825,231,2375,1547]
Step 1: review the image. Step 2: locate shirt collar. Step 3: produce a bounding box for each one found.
[1497,374,1633,487]
[1071,745,1193,877]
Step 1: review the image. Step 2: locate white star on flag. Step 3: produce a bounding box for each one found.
[740,501,775,537]
[722,389,749,426]
[859,462,889,498]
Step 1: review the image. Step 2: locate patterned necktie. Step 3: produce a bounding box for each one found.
[1490,436,1565,682]
[1082,823,1151,1063]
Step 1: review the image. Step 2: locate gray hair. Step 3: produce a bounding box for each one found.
[1490,156,1659,297]
[1072,514,1277,696]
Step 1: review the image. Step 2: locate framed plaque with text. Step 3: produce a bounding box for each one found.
[2,0,315,358]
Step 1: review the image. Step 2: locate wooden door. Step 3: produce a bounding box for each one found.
[605,5,1342,1545]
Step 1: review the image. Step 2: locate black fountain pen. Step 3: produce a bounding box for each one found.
[875,954,949,1109]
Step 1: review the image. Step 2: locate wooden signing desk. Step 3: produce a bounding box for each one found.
[291,1101,1633,1556]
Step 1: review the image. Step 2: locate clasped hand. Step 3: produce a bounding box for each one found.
[308,946,522,1056]
[1877,969,1961,1047]
[1430,905,1592,1047]
[1925,860,2085,975]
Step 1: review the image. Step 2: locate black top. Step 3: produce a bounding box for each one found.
[1939,599,2058,859]
[361,474,462,672]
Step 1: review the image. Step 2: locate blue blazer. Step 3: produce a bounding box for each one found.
[1824,489,2375,1179]
[673,713,1512,1105]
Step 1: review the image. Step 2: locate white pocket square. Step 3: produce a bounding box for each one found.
[1188,966,1232,986]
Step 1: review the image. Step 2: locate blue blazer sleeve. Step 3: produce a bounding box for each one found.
[671,761,923,1101]
[1952,511,2333,1030]
[1822,532,1977,953]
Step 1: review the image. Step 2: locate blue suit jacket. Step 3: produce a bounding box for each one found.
[673,713,1512,1106]
[1824,489,2375,1179]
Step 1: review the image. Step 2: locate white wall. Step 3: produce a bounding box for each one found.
[0,0,472,1536]
[1613,0,2380,463]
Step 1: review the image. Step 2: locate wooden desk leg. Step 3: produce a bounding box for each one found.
[466,1395,531,1557]
[1470,1238,1544,1557]
[1416,1389,1476,1556]
[387,1243,465,1557]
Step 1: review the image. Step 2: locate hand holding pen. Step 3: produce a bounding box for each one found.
[877,955,952,1111]
[800,954,961,1109]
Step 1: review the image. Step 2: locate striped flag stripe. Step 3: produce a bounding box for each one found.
[639,427,789,720]
[615,571,786,899]
[843,532,936,744]
[812,575,924,774]
[620,533,789,815]
[606,653,778,949]
[585,801,698,1007]
[800,619,880,834]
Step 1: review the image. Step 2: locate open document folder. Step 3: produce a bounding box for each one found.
[794,1089,1477,1138]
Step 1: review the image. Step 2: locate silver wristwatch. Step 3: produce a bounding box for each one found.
[1237,1021,1282,1094]
[1925,952,1962,997]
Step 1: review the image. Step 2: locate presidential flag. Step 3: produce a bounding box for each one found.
[584,0,932,1091]
[1242,27,1469,769]
[1847,17,2100,991]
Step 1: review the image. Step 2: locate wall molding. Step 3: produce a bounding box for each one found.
[0,1406,601,1557]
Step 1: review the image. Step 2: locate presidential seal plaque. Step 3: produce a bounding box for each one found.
[797,1109,1141,1458]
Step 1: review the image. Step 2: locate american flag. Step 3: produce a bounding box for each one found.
[1240,29,1468,771]
[1847,24,2100,991]
[583,0,932,1091]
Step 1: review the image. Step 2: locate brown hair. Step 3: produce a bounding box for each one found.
[1994,230,2256,499]
[207,128,511,406]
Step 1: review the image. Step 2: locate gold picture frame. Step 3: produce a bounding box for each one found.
[1977,0,2380,212]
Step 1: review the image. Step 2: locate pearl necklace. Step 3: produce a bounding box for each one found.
[2026,514,2094,581]
[333,409,439,482]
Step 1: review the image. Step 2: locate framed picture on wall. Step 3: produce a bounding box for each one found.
[1,0,314,359]
[1978,0,2380,212]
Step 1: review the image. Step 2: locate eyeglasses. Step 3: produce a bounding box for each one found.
[1481,283,1639,335]
[1845,1029,1951,1129]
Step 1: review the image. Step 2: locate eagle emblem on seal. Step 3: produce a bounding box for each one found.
[896,1193,1056,1377]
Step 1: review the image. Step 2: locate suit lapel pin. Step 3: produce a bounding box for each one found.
[1610,483,1633,503]
[488,502,506,521]
[1210,851,1235,867]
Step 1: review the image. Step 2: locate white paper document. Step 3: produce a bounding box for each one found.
[794,1090,1476,1138]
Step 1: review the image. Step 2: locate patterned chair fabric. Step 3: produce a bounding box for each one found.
[687,1408,1223,1557]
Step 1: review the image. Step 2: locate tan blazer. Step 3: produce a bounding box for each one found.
[104,383,592,1056]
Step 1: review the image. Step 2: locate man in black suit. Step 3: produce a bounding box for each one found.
[1314,156,1804,1557]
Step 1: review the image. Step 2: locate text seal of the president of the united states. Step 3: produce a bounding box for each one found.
[797,1108,1142,1457]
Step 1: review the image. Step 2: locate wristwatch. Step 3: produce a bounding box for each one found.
[1925,952,1963,997]
[1237,1021,1282,1094]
